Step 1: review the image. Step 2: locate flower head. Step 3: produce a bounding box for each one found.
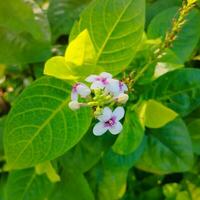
[85,72,112,90]
[93,107,125,136]
[106,79,128,97]
[71,83,91,101]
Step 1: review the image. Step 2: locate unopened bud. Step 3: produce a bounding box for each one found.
[68,101,80,110]
[116,93,129,104]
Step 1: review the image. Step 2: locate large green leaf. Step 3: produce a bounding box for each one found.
[103,137,146,171]
[47,0,91,41]
[188,119,200,155]
[136,119,194,174]
[5,168,52,200]
[144,68,200,116]
[147,7,200,62]
[60,131,115,173]
[48,170,95,200]
[70,0,145,74]
[4,77,92,169]
[112,110,144,155]
[0,116,6,156]
[0,0,51,64]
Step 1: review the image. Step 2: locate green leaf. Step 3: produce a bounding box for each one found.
[188,119,200,155]
[142,99,178,128]
[103,137,146,171]
[0,0,51,64]
[147,7,200,62]
[47,0,91,41]
[136,118,194,174]
[48,170,95,200]
[60,131,115,173]
[4,77,92,169]
[5,168,52,200]
[97,169,128,200]
[70,0,145,74]
[0,116,6,156]
[112,110,144,155]
[144,68,200,116]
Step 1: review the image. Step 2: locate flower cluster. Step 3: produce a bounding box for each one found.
[68,72,129,136]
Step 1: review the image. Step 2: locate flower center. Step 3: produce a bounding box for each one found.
[119,81,123,91]
[96,77,109,85]
[104,116,116,127]
[72,83,80,92]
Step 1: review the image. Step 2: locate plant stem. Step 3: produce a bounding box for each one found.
[134,0,197,82]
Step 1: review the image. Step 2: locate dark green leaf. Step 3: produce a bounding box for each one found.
[144,68,200,116]
[147,7,200,62]
[5,168,52,200]
[4,77,92,169]
[60,131,115,173]
[188,119,200,155]
[136,118,194,174]
[49,170,95,200]
[0,0,51,64]
[47,0,91,41]
[112,110,144,155]
[103,137,146,171]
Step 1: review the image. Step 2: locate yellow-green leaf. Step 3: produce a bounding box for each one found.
[35,161,60,183]
[44,56,77,80]
[138,100,178,128]
[65,29,96,66]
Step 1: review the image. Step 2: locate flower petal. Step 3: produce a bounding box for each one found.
[109,122,123,135]
[100,72,112,79]
[122,83,128,92]
[71,91,78,101]
[93,122,108,136]
[85,75,98,82]
[106,79,120,96]
[77,84,91,97]
[90,81,104,89]
[97,107,112,122]
[113,106,125,121]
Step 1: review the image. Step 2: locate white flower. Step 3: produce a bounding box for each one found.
[93,107,125,136]
[106,79,128,97]
[85,72,112,90]
[71,83,91,101]
[68,101,81,110]
[115,93,129,104]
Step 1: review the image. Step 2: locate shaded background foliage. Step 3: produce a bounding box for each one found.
[0,0,200,200]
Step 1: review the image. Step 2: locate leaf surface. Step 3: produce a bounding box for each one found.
[70,0,145,74]
[5,168,52,200]
[4,77,92,169]
[136,119,194,174]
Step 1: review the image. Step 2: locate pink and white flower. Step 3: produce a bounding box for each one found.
[71,83,91,101]
[93,107,125,136]
[106,79,128,97]
[85,72,112,90]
